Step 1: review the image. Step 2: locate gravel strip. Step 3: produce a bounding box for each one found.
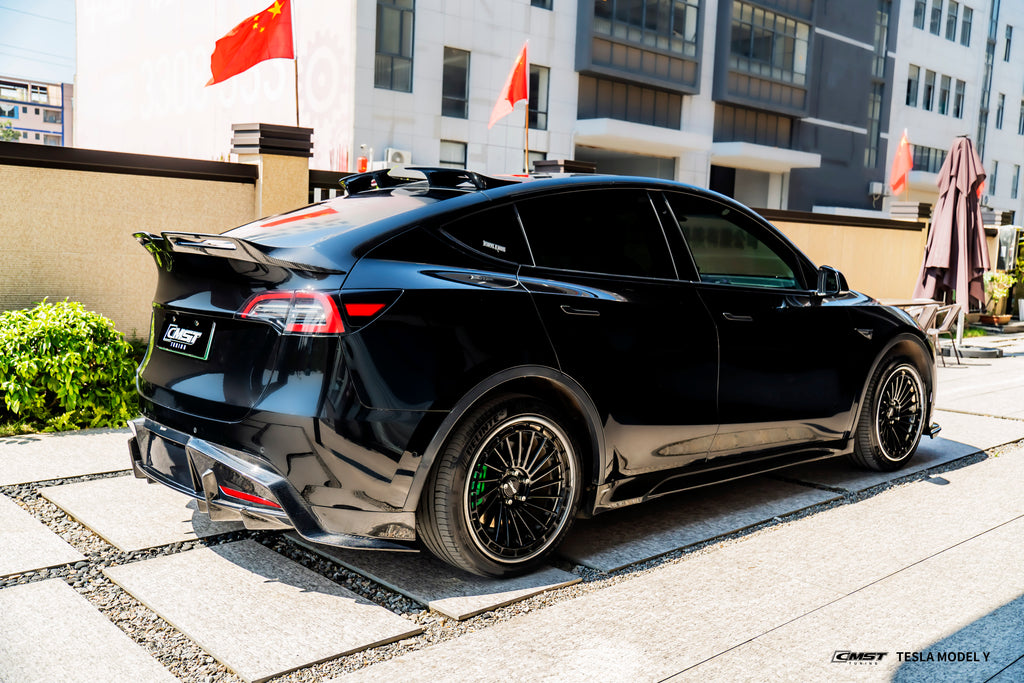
[1,441,1019,682]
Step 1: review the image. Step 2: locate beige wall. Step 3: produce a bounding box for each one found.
[774,219,928,300]
[0,165,255,338]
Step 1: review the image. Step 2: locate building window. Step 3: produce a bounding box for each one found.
[945,0,959,40]
[960,6,972,46]
[922,70,936,111]
[996,93,1005,128]
[913,145,947,173]
[0,102,17,118]
[34,133,39,139]
[528,150,546,171]
[21,131,26,138]
[531,0,552,8]
[594,0,700,58]
[954,79,966,118]
[578,74,682,129]
[438,140,467,168]
[1018,98,1024,134]
[938,75,951,115]
[914,0,926,29]
[872,0,891,78]
[0,81,27,100]
[1005,25,1013,61]
[375,0,414,92]
[29,85,47,104]
[990,161,998,195]
[713,103,793,147]
[43,109,61,124]
[729,1,810,86]
[865,82,884,167]
[1011,164,1020,200]
[929,0,942,35]
[441,47,469,118]
[529,65,550,130]
[43,134,60,146]
[906,65,920,106]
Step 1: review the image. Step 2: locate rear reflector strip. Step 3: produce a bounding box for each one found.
[219,485,282,509]
[344,303,386,317]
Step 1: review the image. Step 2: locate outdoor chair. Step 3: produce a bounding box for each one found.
[929,303,962,366]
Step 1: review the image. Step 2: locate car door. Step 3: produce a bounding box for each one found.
[515,187,719,477]
[662,190,860,463]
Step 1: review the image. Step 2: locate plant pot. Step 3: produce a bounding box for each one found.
[980,314,1012,325]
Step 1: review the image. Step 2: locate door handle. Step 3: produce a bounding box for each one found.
[560,305,600,317]
[722,312,753,322]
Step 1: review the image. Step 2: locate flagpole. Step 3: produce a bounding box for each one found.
[524,103,529,173]
[293,2,299,127]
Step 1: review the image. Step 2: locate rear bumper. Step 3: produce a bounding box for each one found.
[128,417,417,551]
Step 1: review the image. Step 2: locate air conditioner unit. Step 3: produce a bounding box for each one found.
[868,181,886,196]
[384,147,412,167]
[982,195,993,207]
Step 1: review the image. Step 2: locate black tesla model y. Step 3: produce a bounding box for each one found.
[129,168,938,576]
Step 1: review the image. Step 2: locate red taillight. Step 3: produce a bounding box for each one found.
[344,303,386,317]
[240,291,344,334]
[219,485,282,509]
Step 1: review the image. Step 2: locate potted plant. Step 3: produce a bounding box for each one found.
[981,270,1016,324]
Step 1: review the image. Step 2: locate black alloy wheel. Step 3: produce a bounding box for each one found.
[849,359,927,472]
[417,396,582,577]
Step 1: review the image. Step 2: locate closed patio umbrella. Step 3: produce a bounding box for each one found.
[913,136,990,344]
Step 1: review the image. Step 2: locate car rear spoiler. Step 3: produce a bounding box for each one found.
[133,231,344,274]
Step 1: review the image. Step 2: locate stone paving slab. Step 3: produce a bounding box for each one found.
[557,476,839,572]
[777,410,1024,493]
[290,534,580,620]
[696,449,1024,597]
[0,494,83,578]
[41,474,243,552]
[753,518,1024,682]
[0,428,130,485]
[103,539,421,683]
[989,657,1024,682]
[331,531,844,682]
[663,641,838,683]
[0,579,178,683]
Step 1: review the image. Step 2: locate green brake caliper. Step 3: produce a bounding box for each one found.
[470,464,488,509]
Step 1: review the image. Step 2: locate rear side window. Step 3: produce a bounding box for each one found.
[516,189,675,279]
[666,193,800,289]
[441,205,532,264]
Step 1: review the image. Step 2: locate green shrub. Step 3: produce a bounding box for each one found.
[0,300,139,431]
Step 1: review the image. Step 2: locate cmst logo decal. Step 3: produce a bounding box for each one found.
[163,324,202,347]
[832,651,888,664]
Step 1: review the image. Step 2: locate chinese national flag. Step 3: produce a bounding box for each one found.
[889,129,913,195]
[207,0,294,86]
[488,42,529,129]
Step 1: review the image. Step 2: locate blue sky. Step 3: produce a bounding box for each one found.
[0,0,76,84]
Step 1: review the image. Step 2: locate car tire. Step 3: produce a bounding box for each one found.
[848,357,927,472]
[417,395,582,577]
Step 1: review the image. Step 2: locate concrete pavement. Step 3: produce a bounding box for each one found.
[1,334,1023,682]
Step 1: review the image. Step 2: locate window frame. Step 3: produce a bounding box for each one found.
[929,0,943,35]
[438,139,467,169]
[374,0,415,93]
[906,65,920,107]
[960,6,972,46]
[945,0,959,40]
[529,64,550,131]
[922,70,936,111]
[441,47,470,119]
[1005,25,1013,61]
[938,75,951,115]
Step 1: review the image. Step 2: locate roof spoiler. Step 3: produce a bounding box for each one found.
[340,166,520,196]
[133,231,344,274]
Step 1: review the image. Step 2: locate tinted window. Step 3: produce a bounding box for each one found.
[666,193,799,288]
[441,205,531,265]
[516,189,675,279]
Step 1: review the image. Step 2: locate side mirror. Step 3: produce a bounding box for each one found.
[816,265,849,297]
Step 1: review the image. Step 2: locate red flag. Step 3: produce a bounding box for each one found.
[889,129,913,195]
[207,0,294,86]
[488,42,529,129]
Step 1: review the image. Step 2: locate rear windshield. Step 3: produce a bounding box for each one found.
[226,193,440,248]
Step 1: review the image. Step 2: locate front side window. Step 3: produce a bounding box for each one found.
[666,193,800,289]
[441,47,469,118]
[375,0,414,92]
[516,189,675,279]
[529,65,550,130]
[906,65,920,106]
